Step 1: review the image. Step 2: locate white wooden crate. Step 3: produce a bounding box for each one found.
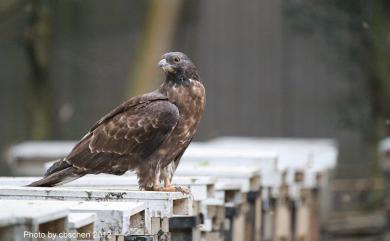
[0,176,224,240]
[207,137,337,191]
[68,212,96,236]
[0,200,147,237]
[208,137,337,171]
[6,140,278,176]
[6,141,76,176]
[176,166,261,193]
[190,137,337,241]
[0,186,192,219]
[0,175,215,202]
[0,200,69,241]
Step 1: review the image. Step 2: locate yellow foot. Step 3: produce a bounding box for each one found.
[174,186,190,194]
[155,186,190,194]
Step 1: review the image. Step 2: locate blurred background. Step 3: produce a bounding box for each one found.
[0,0,390,240]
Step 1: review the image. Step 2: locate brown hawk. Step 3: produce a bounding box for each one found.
[28,52,205,192]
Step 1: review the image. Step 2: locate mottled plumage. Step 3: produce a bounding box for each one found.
[28,52,205,192]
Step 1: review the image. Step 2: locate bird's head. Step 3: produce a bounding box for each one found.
[158,52,199,83]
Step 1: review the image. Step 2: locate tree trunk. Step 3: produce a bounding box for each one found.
[25,0,53,139]
[128,0,183,96]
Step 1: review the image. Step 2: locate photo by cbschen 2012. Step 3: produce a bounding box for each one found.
[0,1,389,241]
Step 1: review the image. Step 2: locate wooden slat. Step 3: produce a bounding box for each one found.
[0,186,191,218]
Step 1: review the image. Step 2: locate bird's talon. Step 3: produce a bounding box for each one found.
[175,186,190,194]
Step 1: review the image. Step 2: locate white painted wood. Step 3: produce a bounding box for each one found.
[208,137,337,171]
[199,198,225,232]
[6,141,76,176]
[68,212,96,229]
[0,199,146,236]
[232,209,246,241]
[9,141,277,165]
[182,142,277,161]
[173,141,285,204]
[204,232,224,241]
[7,138,336,189]
[0,178,230,239]
[263,207,274,241]
[7,140,277,174]
[0,186,191,218]
[172,160,263,241]
[67,213,96,241]
[206,137,338,204]
[296,202,310,241]
[207,137,336,198]
[175,166,261,193]
[4,138,336,241]
[0,200,69,241]
[17,173,216,187]
[0,175,215,201]
[275,197,292,241]
[255,195,262,241]
[0,200,69,227]
[65,201,145,235]
[181,142,279,190]
[7,139,277,194]
[275,204,291,241]
[7,141,75,159]
[208,137,336,174]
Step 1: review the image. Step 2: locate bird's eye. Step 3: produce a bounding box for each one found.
[173,57,180,63]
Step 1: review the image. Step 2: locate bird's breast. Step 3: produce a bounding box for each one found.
[152,81,205,167]
[167,81,205,140]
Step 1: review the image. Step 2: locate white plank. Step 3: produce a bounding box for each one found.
[175,166,261,193]
[0,176,214,201]
[0,201,69,227]
[68,213,96,229]
[0,200,70,241]
[7,140,277,166]
[205,137,338,201]
[7,140,278,176]
[208,137,338,171]
[0,200,146,236]
[183,142,277,160]
[0,186,191,218]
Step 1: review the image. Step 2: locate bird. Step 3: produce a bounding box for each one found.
[28,52,206,193]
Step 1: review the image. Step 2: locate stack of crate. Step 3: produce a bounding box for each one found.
[1,137,337,241]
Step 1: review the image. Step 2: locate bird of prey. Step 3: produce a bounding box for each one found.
[28,52,205,192]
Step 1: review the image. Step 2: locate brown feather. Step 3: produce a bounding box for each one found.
[66,100,179,173]
[28,52,205,189]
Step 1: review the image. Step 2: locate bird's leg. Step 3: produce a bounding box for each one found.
[153,164,190,194]
[164,177,172,188]
[160,176,176,192]
[151,166,161,191]
[153,179,161,190]
[159,176,190,194]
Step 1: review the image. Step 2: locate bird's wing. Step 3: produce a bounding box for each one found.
[65,96,179,172]
[68,92,168,155]
[90,91,168,132]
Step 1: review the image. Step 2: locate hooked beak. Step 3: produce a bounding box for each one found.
[158,59,175,73]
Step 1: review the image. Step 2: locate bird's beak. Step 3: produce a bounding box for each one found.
[158,59,175,73]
